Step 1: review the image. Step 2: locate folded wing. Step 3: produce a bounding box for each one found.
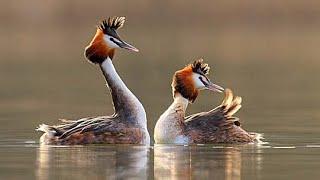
[185,89,253,143]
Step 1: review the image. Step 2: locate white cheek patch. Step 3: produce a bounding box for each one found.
[192,73,206,89]
[104,35,120,48]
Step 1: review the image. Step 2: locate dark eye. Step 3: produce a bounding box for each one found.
[109,37,118,45]
[199,77,207,85]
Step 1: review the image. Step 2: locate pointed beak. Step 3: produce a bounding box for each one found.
[117,40,139,52]
[205,81,224,93]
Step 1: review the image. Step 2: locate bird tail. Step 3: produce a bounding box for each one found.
[221,88,242,118]
[36,124,59,137]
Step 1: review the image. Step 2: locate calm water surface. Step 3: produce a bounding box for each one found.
[1,1,320,179]
[0,139,320,179]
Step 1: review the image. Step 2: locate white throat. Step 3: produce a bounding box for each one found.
[100,58,147,128]
[100,57,127,88]
[172,93,189,112]
[154,93,189,144]
[161,93,189,123]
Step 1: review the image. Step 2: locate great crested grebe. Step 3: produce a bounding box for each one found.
[37,16,150,145]
[154,59,257,144]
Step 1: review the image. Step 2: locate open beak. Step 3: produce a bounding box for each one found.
[205,81,224,93]
[117,40,139,52]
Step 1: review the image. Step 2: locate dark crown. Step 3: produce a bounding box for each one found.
[191,59,210,75]
[98,16,125,32]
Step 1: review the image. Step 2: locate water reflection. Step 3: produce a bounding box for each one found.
[154,145,263,180]
[36,145,150,180]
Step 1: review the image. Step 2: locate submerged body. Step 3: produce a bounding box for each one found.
[154,89,255,144]
[39,116,148,145]
[154,60,256,144]
[37,17,150,145]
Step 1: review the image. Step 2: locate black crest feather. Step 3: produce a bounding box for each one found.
[191,59,210,75]
[98,16,125,32]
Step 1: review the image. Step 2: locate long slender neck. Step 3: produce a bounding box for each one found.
[154,93,189,143]
[99,57,146,125]
[170,93,189,120]
[159,92,189,124]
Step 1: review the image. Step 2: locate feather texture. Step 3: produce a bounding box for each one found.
[99,16,125,31]
[191,58,210,75]
[184,89,254,143]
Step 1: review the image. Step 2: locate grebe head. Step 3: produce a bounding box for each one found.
[85,16,139,64]
[172,59,224,102]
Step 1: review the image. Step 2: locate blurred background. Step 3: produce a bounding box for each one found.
[1,1,320,179]
[0,0,319,142]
